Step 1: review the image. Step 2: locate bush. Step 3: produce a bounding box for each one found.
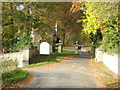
[10,33,32,52]
[2,69,29,86]
[0,58,18,73]
[99,20,119,55]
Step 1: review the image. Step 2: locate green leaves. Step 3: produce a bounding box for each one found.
[78,2,119,54]
[99,20,119,55]
[80,2,118,34]
[2,2,51,52]
[10,33,32,52]
[89,29,103,46]
[2,69,29,86]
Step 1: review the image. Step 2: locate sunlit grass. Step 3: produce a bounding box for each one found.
[23,52,77,68]
[2,69,29,86]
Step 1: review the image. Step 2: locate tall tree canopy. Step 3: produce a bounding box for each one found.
[2,2,84,52]
[77,2,119,54]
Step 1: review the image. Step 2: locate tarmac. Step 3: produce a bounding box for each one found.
[23,51,99,88]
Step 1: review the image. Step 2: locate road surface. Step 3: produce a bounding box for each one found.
[24,52,99,88]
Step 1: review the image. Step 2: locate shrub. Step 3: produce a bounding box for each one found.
[10,33,32,52]
[99,20,119,55]
[2,69,29,86]
[0,58,18,73]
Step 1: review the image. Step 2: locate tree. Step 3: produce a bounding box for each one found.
[2,2,85,52]
[78,2,119,54]
[79,2,118,33]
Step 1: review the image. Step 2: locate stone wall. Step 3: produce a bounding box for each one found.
[0,48,29,68]
[95,48,119,75]
[0,47,39,73]
[95,48,104,62]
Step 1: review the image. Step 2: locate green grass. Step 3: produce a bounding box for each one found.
[23,52,77,68]
[2,69,29,86]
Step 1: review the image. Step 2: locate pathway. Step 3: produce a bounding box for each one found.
[23,52,99,88]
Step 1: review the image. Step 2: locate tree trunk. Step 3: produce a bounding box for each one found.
[52,21,57,52]
[62,29,65,46]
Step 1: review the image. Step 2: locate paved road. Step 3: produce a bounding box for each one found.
[24,52,99,88]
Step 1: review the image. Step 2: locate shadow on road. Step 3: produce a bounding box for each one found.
[78,51,90,59]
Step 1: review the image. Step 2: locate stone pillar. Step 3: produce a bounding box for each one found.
[58,40,62,53]
[75,41,78,54]
[18,51,23,67]
[21,48,29,67]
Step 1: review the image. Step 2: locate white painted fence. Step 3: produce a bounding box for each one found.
[95,48,120,75]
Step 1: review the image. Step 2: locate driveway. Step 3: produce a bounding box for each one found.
[23,52,99,88]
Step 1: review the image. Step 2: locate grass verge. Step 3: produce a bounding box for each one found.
[2,69,29,87]
[23,52,77,68]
